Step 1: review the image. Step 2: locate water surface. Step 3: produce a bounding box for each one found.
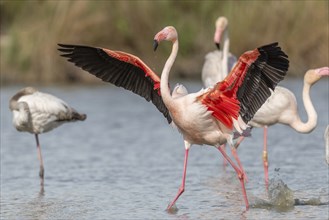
[1,79,328,219]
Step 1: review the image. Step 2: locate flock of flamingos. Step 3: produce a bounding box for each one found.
[9,17,329,211]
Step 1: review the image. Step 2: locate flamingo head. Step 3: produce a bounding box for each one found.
[304,67,329,85]
[214,16,228,50]
[153,26,178,51]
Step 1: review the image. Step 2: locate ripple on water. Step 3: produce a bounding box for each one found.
[1,83,329,219]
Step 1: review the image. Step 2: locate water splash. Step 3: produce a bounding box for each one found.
[252,177,328,211]
[268,179,294,208]
[251,178,294,211]
[166,203,179,214]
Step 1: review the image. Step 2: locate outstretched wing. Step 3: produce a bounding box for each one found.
[58,44,171,123]
[198,42,289,129]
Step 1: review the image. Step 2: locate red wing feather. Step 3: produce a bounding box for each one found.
[199,49,260,129]
[103,49,161,92]
[199,43,289,129]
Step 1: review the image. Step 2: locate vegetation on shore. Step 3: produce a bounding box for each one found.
[1,1,328,85]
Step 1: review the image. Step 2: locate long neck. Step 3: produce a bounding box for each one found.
[9,99,18,111]
[222,30,229,76]
[9,88,34,111]
[291,82,317,133]
[9,92,23,111]
[160,39,178,109]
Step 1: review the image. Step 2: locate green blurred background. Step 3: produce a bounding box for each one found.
[1,0,328,85]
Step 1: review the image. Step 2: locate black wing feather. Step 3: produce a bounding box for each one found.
[58,44,172,123]
[238,42,289,123]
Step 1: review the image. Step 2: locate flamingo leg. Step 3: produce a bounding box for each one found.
[35,134,44,186]
[231,147,248,182]
[263,126,269,189]
[167,148,189,210]
[221,144,228,167]
[217,145,249,210]
[234,136,245,149]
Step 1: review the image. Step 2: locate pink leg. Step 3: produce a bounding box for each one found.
[35,134,45,186]
[217,145,249,210]
[231,147,248,182]
[263,127,269,189]
[167,148,189,210]
[234,136,245,149]
[221,144,228,167]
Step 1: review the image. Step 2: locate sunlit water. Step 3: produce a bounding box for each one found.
[1,79,328,219]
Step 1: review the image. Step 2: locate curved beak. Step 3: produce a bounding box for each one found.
[215,43,220,50]
[153,40,159,51]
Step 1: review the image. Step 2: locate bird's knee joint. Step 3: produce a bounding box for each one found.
[262,151,268,161]
[39,167,45,178]
[238,173,244,181]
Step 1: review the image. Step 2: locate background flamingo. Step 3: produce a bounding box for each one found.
[58,26,289,210]
[201,16,239,169]
[9,87,86,187]
[235,67,329,187]
[202,16,237,88]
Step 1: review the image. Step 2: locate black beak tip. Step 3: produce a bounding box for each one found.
[215,43,220,50]
[153,40,159,51]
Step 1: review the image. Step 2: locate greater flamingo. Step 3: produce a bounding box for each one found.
[58,26,289,210]
[324,125,329,165]
[235,67,329,186]
[202,16,239,170]
[9,87,86,186]
[202,16,237,88]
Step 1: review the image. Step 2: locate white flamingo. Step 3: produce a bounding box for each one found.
[202,16,237,88]
[9,87,86,186]
[58,26,289,210]
[235,67,329,187]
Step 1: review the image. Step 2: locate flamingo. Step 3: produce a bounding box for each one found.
[202,16,237,88]
[324,125,329,165]
[58,26,289,210]
[234,67,329,187]
[9,87,87,186]
[202,16,240,170]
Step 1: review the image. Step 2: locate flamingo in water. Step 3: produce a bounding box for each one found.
[202,17,329,186]
[202,16,242,170]
[234,66,329,187]
[58,26,289,210]
[202,16,237,88]
[9,87,86,186]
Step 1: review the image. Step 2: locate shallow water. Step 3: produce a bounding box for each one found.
[1,79,328,219]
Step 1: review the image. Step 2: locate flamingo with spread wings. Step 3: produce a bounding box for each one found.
[58,26,289,210]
